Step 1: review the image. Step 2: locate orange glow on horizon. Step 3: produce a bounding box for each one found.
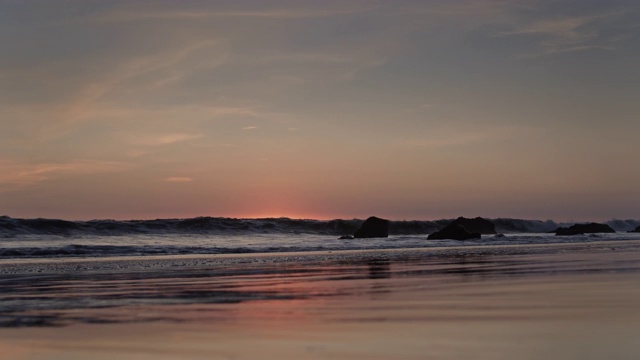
[227,211,336,221]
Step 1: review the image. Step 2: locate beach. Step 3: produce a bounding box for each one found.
[3,1,640,358]
[2,240,640,359]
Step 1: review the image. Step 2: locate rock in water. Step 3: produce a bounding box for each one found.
[428,223,481,240]
[629,226,640,233]
[555,223,616,236]
[338,235,354,239]
[354,216,389,238]
[451,216,496,234]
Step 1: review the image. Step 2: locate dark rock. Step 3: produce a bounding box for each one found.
[628,226,640,233]
[427,223,481,240]
[339,235,354,239]
[451,217,496,234]
[354,216,389,238]
[555,222,616,236]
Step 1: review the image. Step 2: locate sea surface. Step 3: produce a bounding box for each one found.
[1,216,639,259]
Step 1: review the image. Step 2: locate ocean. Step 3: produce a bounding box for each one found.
[2,216,639,259]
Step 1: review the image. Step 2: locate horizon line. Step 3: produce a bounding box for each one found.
[2,214,639,224]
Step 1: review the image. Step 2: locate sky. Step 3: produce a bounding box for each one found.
[1,0,639,221]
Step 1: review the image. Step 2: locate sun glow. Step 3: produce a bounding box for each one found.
[231,211,330,221]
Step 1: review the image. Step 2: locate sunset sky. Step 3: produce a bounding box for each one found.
[1,0,639,221]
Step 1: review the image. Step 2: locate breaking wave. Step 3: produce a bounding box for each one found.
[1,215,639,238]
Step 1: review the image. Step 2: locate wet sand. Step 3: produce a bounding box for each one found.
[2,240,640,359]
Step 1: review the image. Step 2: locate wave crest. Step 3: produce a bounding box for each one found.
[1,215,639,237]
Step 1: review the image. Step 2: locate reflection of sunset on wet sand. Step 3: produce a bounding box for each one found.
[3,242,640,359]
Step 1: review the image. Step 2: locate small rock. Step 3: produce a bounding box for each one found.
[428,223,481,241]
[555,223,616,236]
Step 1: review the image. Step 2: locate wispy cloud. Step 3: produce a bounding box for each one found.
[0,159,132,190]
[2,40,227,144]
[164,177,193,183]
[406,126,537,148]
[97,5,378,23]
[242,126,257,130]
[56,39,223,122]
[205,106,260,118]
[131,133,203,146]
[500,12,627,58]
